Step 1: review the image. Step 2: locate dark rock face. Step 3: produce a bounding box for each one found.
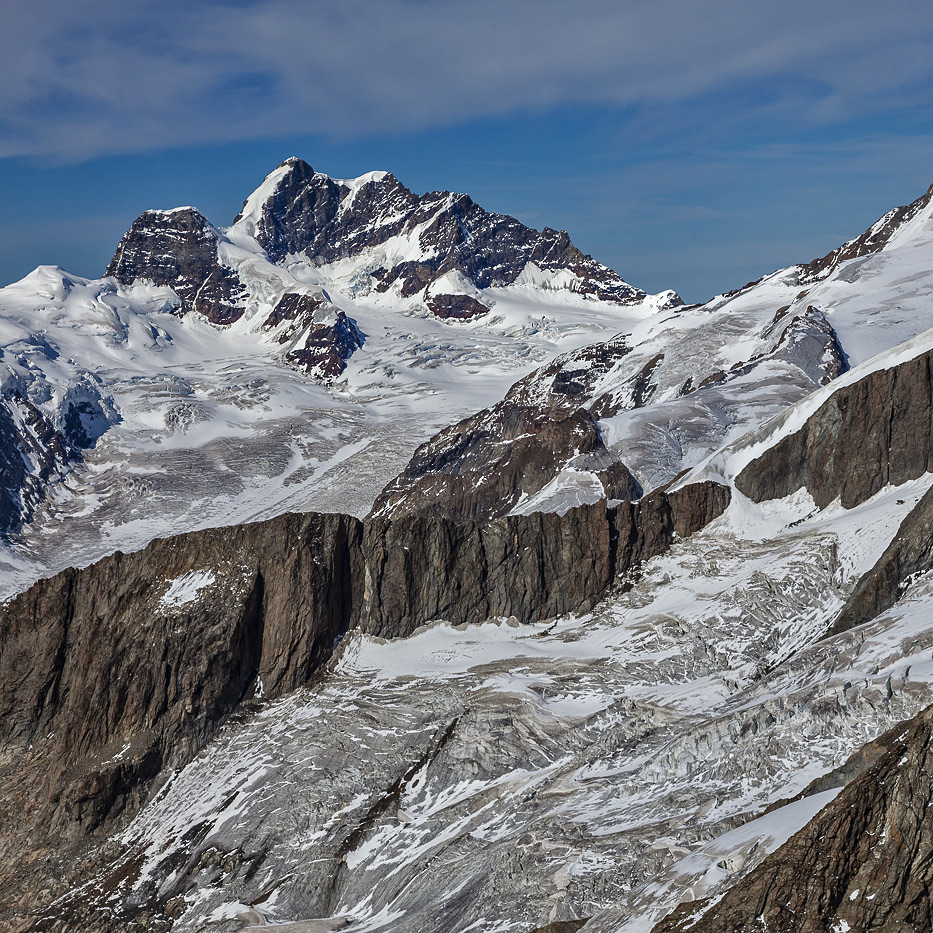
[424,292,490,320]
[370,337,641,522]
[0,480,728,895]
[831,481,933,635]
[359,504,614,637]
[370,402,623,523]
[0,391,75,538]
[264,292,364,379]
[652,703,933,933]
[0,513,362,839]
[106,208,246,325]
[800,182,933,284]
[736,348,933,510]
[362,481,728,638]
[236,158,647,308]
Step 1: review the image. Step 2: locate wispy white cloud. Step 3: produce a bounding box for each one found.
[1,0,932,160]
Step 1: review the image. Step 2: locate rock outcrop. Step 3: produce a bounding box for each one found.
[106,208,246,324]
[233,157,647,308]
[0,391,75,538]
[736,348,933,510]
[370,338,641,522]
[370,403,634,523]
[0,512,361,838]
[831,480,933,635]
[263,292,364,380]
[0,481,729,854]
[652,703,933,933]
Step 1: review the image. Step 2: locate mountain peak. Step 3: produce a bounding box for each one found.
[105,206,245,324]
[228,158,644,306]
[800,179,933,284]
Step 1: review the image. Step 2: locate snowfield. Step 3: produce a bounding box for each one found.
[5,168,933,932]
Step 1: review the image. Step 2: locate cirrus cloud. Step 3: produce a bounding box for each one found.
[1,0,932,161]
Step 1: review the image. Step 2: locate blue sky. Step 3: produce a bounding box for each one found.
[1,0,932,302]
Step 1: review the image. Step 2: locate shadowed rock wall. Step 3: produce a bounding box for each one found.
[831,480,933,636]
[652,704,933,933]
[736,349,933,510]
[0,482,728,840]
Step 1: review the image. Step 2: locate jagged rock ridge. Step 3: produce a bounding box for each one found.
[232,157,648,309]
[799,181,933,284]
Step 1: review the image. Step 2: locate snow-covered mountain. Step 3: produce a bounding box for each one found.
[0,159,676,595]
[3,169,933,932]
[374,181,933,521]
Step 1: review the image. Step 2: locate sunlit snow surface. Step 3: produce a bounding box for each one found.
[9,180,933,928]
[0,259,660,597]
[3,182,933,596]
[71,474,933,932]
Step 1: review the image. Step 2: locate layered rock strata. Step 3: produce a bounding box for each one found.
[106,208,246,324]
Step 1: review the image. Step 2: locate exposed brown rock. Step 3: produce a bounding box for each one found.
[370,403,618,522]
[831,480,933,635]
[370,337,640,522]
[631,352,664,409]
[359,503,615,638]
[736,348,933,510]
[0,512,362,839]
[424,292,490,320]
[263,290,326,330]
[263,292,364,380]
[652,704,933,933]
[106,208,246,325]
[236,158,648,308]
[0,480,728,854]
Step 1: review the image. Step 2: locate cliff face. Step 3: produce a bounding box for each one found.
[0,512,362,838]
[831,480,933,635]
[0,481,729,863]
[652,704,933,933]
[0,391,75,538]
[735,349,933,510]
[370,339,642,523]
[232,157,647,307]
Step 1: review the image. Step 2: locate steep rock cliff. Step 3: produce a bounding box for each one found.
[652,703,933,933]
[0,481,729,862]
[736,348,933,510]
[106,208,246,325]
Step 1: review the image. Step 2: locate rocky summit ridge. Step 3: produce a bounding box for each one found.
[3,170,933,931]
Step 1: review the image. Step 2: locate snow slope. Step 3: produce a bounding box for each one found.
[0,166,670,596]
